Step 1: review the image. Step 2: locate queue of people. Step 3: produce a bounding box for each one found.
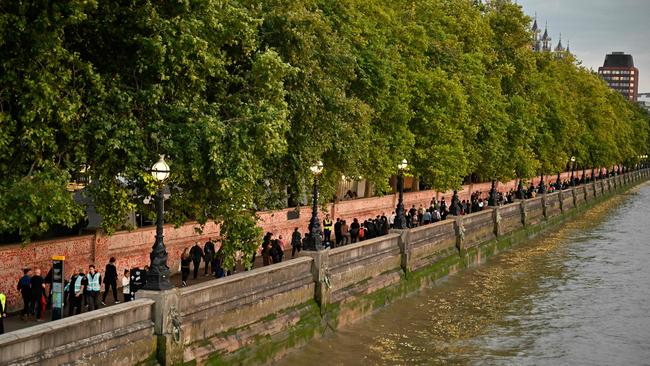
[11,257,138,326]
[180,238,227,286]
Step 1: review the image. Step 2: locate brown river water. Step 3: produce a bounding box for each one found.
[277,183,650,366]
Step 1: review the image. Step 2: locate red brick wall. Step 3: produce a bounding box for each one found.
[0,170,599,311]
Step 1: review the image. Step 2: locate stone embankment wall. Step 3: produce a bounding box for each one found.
[0,299,156,366]
[0,172,581,311]
[0,170,644,366]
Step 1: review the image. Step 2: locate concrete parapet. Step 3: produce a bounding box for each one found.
[0,299,156,366]
[405,221,457,272]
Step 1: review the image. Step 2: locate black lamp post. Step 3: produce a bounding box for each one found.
[306,161,324,251]
[488,178,498,206]
[394,159,408,229]
[570,156,576,187]
[517,179,525,200]
[144,155,173,291]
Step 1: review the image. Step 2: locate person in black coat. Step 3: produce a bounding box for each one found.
[334,218,342,248]
[189,242,204,279]
[291,228,302,258]
[203,239,216,276]
[102,257,119,305]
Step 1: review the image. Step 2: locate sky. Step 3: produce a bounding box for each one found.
[516,0,650,92]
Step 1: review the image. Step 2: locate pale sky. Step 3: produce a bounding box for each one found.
[517,0,650,92]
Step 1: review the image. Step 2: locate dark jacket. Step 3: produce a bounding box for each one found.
[189,245,204,263]
[291,231,302,248]
[204,241,216,262]
[104,263,118,284]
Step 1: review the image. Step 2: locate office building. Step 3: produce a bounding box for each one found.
[598,52,639,101]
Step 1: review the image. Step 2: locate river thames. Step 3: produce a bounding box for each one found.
[278,183,650,365]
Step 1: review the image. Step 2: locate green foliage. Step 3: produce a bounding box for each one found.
[1,0,649,263]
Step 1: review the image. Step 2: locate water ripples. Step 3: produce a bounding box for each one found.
[277,184,650,366]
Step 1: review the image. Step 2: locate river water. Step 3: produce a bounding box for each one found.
[278,183,650,366]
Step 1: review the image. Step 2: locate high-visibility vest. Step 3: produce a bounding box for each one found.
[0,293,6,313]
[87,273,101,292]
[74,275,84,294]
[323,219,333,231]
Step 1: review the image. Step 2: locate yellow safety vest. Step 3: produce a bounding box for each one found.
[323,219,333,231]
[0,293,6,313]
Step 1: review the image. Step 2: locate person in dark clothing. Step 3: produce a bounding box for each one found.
[189,242,204,279]
[204,239,216,276]
[17,268,32,319]
[102,257,119,305]
[262,233,272,266]
[270,239,284,263]
[69,268,87,316]
[30,268,45,321]
[180,248,191,286]
[291,228,302,258]
[44,267,53,310]
[350,218,360,243]
[334,218,342,248]
[213,248,226,278]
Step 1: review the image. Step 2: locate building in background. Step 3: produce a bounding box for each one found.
[598,52,639,101]
[638,93,650,114]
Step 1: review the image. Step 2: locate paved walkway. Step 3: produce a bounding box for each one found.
[3,255,272,334]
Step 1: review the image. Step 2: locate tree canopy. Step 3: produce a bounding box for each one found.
[1,0,648,266]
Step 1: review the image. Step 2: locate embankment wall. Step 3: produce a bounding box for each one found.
[0,169,646,366]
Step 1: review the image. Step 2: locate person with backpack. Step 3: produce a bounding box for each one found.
[102,257,119,305]
[189,242,204,280]
[204,239,216,276]
[17,268,32,320]
[270,238,284,263]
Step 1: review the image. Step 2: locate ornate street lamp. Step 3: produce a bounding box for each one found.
[570,156,576,187]
[517,179,525,200]
[394,159,408,229]
[144,155,173,291]
[306,161,324,251]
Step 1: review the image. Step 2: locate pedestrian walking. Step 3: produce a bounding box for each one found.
[189,242,204,279]
[17,268,32,320]
[69,268,87,316]
[291,228,302,257]
[350,218,360,243]
[86,265,101,311]
[180,248,191,286]
[30,268,45,321]
[0,291,6,334]
[102,257,119,305]
[122,270,132,302]
[204,238,216,276]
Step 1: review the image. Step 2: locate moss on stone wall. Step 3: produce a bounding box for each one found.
[191,178,645,365]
